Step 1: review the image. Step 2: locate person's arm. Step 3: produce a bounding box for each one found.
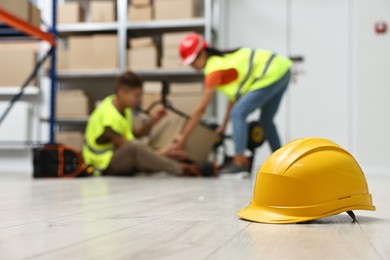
[174,88,215,148]
[96,126,126,148]
[216,100,234,135]
[133,108,167,138]
[156,143,186,161]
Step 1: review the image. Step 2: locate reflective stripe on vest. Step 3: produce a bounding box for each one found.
[235,49,256,101]
[84,138,115,155]
[235,51,276,101]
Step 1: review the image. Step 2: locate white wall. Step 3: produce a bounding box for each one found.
[220,0,390,175]
[353,1,390,174]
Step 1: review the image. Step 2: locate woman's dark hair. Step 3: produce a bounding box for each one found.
[116,71,143,91]
[205,47,240,57]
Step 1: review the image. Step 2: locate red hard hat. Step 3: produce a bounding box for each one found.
[179,33,208,65]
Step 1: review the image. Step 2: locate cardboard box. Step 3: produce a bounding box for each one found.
[128,4,153,21]
[148,112,186,149]
[58,2,84,24]
[143,81,162,93]
[163,46,180,58]
[67,36,93,70]
[132,0,150,5]
[163,32,192,47]
[56,131,84,151]
[170,82,203,94]
[161,56,183,69]
[148,111,215,163]
[56,39,68,70]
[184,123,215,162]
[141,82,162,111]
[0,45,37,86]
[66,35,117,70]
[90,1,115,22]
[56,90,90,118]
[130,37,154,48]
[127,46,157,70]
[29,4,41,27]
[155,0,198,20]
[0,0,29,21]
[162,32,193,58]
[168,94,201,115]
[92,35,118,69]
[142,92,161,110]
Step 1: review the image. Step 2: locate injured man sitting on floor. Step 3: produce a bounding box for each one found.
[82,71,217,177]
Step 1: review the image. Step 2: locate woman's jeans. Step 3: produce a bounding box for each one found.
[231,70,291,154]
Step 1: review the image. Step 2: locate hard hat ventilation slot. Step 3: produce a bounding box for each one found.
[338,196,351,200]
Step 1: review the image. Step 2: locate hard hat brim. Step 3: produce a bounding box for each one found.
[238,198,376,224]
[238,203,316,224]
[182,52,198,65]
[181,40,208,65]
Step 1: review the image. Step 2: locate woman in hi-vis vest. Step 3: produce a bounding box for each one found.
[173,33,292,174]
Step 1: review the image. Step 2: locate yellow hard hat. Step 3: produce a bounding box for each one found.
[238,138,375,224]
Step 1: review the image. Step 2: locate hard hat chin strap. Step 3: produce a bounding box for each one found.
[347,211,357,222]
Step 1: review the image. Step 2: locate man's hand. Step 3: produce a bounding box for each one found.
[150,108,167,125]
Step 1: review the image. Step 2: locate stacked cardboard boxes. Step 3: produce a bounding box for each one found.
[127,37,157,70]
[0,1,41,27]
[141,80,211,162]
[142,82,162,110]
[0,43,38,86]
[168,83,203,115]
[90,1,116,22]
[0,0,30,21]
[58,2,85,24]
[161,32,192,69]
[154,0,200,20]
[29,4,41,27]
[56,90,91,119]
[60,35,118,70]
[56,131,84,151]
[66,36,91,70]
[142,81,203,112]
[92,35,118,69]
[148,111,214,163]
[128,0,153,22]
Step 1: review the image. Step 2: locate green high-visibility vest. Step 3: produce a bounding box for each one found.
[204,48,292,101]
[82,95,134,175]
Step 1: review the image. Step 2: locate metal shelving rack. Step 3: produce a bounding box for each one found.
[56,2,212,73]
[0,3,57,145]
[55,0,214,126]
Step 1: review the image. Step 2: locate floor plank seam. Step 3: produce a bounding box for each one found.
[202,222,252,260]
[356,221,385,260]
[23,203,205,259]
[0,187,202,230]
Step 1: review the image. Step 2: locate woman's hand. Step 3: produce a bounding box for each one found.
[215,126,225,137]
[157,144,186,161]
[173,134,186,150]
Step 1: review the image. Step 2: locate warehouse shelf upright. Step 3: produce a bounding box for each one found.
[0,2,57,145]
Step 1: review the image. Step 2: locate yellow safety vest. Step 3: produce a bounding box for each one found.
[82,95,134,175]
[204,48,292,101]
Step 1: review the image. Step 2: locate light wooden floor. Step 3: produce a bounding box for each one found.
[0,173,389,260]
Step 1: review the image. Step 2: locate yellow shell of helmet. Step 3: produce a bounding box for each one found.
[238,138,375,224]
